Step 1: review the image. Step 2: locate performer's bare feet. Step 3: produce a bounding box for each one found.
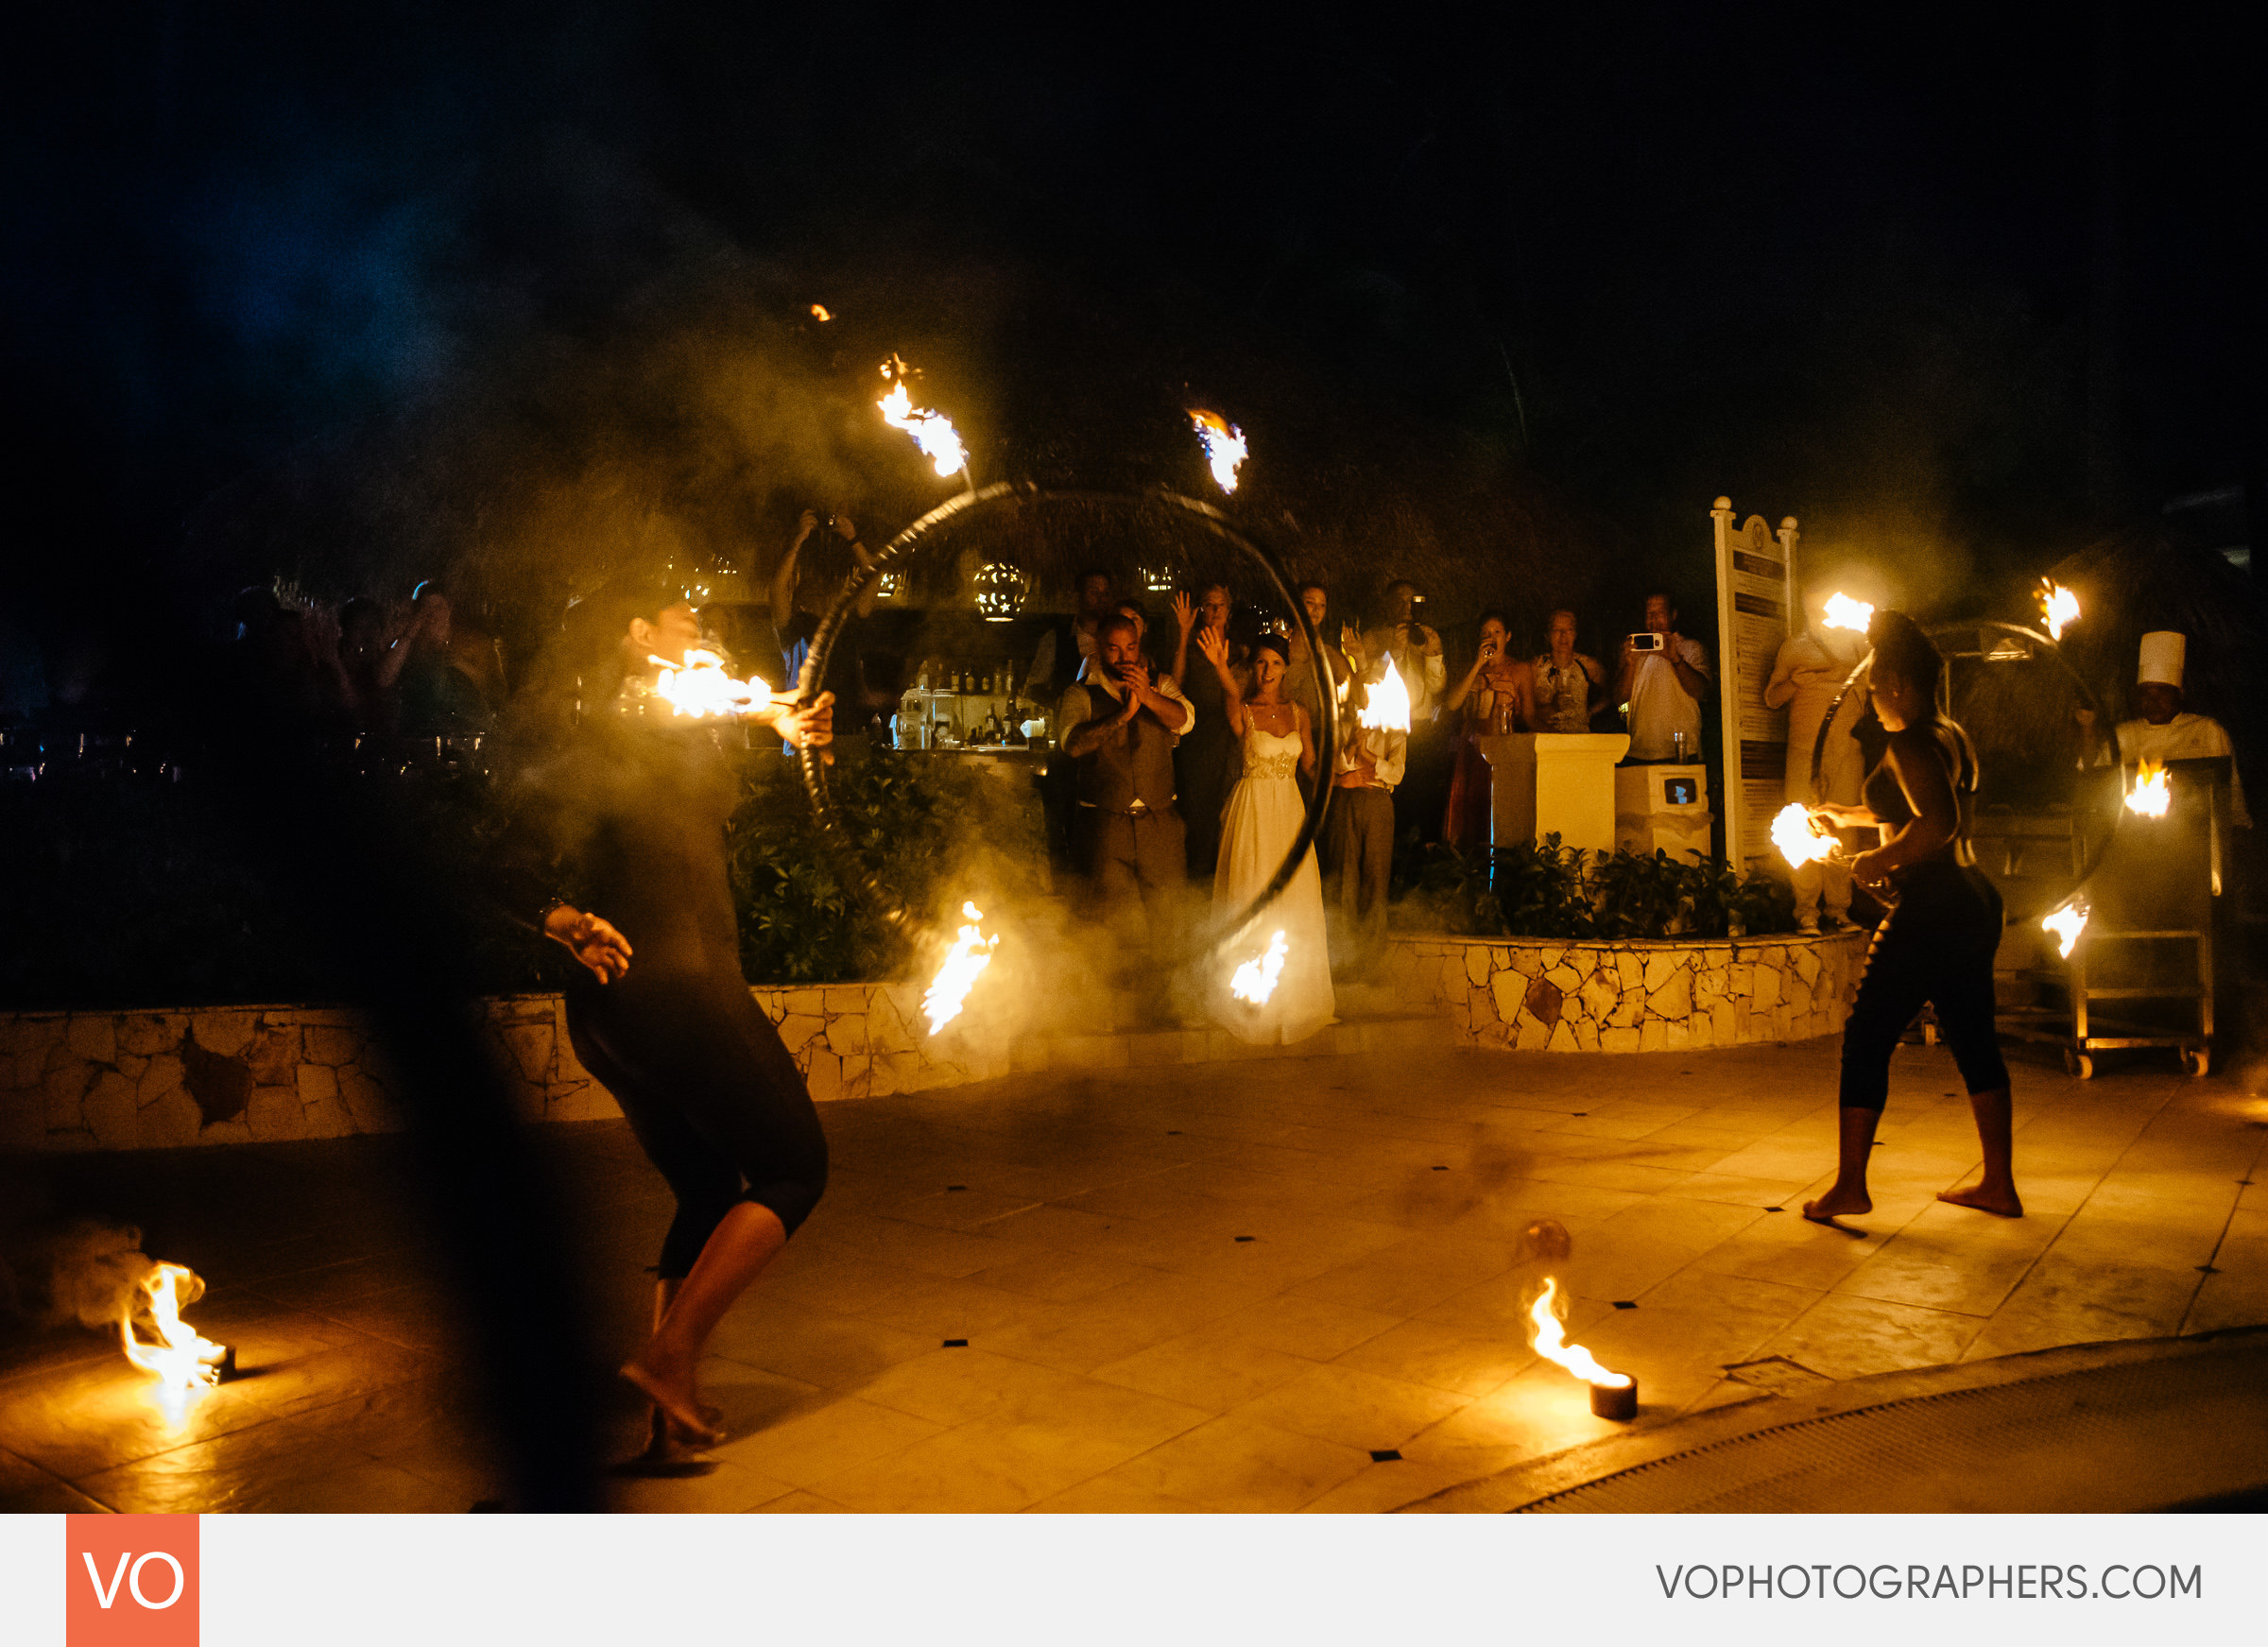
[621,1357,723,1448]
[1802,1185,1871,1226]
[1937,1181,2023,1217]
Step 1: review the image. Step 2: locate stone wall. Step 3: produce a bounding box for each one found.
[1381,929,1871,1052]
[1,985,996,1156]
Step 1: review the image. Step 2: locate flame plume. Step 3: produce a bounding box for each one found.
[1230,931,1288,1005]
[879,356,969,479]
[1189,409,1247,494]
[2042,901,2088,960]
[1357,656,1412,733]
[1821,592,1874,633]
[651,650,773,718]
[1771,802,1837,868]
[121,1262,227,1407]
[2038,580,2080,642]
[923,902,1000,1035]
[2126,758,2170,817]
[1527,1277,1631,1391]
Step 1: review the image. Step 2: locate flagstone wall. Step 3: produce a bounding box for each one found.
[1380,929,1872,1053]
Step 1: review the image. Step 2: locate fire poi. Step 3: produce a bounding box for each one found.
[1357,655,1412,732]
[1771,801,1838,868]
[922,901,1000,1035]
[1528,1276,1636,1420]
[2126,758,2171,817]
[648,649,778,719]
[2037,579,2080,642]
[121,1261,232,1415]
[878,355,970,479]
[2041,900,2088,960]
[1188,408,1247,494]
[1821,592,1874,633]
[1229,930,1288,1005]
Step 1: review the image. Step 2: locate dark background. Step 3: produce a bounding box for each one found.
[3,1,2258,694]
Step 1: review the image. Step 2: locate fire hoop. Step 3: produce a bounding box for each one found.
[791,483,1337,963]
[1810,619,2122,925]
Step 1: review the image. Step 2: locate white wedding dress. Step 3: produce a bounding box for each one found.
[1211,721,1337,1045]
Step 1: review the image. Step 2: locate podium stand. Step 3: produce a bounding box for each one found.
[1477,733,1631,857]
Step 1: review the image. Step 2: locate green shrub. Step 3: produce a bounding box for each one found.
[1393,833,1800,942]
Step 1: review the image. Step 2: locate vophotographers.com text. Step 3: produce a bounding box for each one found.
[1657,1563,2202,1601]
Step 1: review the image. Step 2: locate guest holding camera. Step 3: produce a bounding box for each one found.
[1615,592,1712,763]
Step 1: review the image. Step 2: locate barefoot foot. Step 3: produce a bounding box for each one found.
[1802,1186,1871,1226]
[1937,1182,2023,1217]
[620,1359,723,1448]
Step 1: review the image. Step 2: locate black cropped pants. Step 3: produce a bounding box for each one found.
[1838,860,2010,1111]
[566,971,829,1279]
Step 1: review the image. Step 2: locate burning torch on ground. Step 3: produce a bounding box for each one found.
[1528,1277,1637,1420]
[121,1261,233,1418]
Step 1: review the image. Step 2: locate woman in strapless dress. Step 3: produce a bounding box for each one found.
[1195,627,1338,1045]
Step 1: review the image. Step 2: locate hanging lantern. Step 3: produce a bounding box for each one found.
[972,562,1028,623]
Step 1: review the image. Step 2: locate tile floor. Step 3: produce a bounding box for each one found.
[5,1037,2264,1514]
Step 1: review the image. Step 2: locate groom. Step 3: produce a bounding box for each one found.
[1059,615,1197,969]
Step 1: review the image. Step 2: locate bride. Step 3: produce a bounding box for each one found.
[1195,626,1338,1044]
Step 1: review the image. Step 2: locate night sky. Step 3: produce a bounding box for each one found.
[4,2,2257,674]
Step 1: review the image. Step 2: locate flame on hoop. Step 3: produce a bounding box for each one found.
[923,901,1000,1035]
[121,1262,227,1410]
[1527,1277,1631,1391]
[1189,409,1247,494]
[2038,580,2080,642]
[2041,900,2088,960]
[879,356,969,479]
[1230,931,1288,1005]
[651,650,772,718]
[1357,656,1411,733]
[810,303,833,322]
[1771,802,1837,867]
[1821,592,1874,633]
[2126,758,2170,817]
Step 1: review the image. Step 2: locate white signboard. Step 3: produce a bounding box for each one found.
[1710,499,1798,869]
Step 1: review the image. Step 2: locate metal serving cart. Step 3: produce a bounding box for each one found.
[1993,755,2227,1079]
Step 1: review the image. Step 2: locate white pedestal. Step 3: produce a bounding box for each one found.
[1477,733,1631,858]
[1615,763,1715,864]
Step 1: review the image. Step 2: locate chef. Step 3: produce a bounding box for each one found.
[2081,630,2250,828]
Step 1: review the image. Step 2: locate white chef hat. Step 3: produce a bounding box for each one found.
[2137,631,2186,688]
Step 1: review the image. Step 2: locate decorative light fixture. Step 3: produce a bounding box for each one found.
[872,570,906,603]
[1139,563,1175,594]
[972,562,1028,622]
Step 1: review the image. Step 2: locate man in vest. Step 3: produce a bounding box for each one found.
[1059,614,1198,968]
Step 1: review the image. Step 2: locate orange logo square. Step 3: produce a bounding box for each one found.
[66,1515,198,1647]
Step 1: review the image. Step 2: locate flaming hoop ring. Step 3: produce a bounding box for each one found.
[792,483,1337,962]
[1811,619,2122,926]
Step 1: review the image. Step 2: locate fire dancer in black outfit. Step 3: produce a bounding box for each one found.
[499,579,834,1450]
[1800,610,2021,1225]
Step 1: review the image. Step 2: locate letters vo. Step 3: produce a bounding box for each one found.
[66,1516,198,1647]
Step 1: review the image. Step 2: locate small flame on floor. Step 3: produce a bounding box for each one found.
[1821,592,1874,633]
[1527,1277,1631,1392]
[2038,579,2080,642]
[879,356,969,479]
[2041,901,2088,960]
[1188,409,1247,494]
[2127,758,2171,817]
[122,1262,228,1412]
[1230,931,1288,1005]
[1357,656,1411,733]
[1771,802,1836,867]
[651,650,772,718]
[923,901,1000,1035]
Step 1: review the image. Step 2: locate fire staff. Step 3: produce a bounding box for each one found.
[1799,610,2022,1225]
[500,578,834,1451]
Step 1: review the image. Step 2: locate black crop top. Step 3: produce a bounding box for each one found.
[1862,720,1980,868]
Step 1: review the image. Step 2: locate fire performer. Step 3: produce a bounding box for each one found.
[500,579,834,1450]
[1800,611,2021,1224]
